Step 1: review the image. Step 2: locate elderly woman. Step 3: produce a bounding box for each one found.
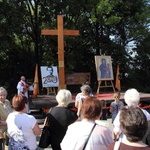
[6,94,41,150]
[61,97,113,150]
[45,89,78,150]
[0,87,12,149]
[107,106,150,149]
[113,88,150,141]
[75,84,93,117]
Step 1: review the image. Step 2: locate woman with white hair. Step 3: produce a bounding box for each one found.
[0,87,12,149]
[113,88,150,141]
[108,106,150,149]
[44,89,78,150]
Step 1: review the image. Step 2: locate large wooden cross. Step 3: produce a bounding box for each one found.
[41,15,79,89]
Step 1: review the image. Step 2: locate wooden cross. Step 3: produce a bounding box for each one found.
[41,15,79,89]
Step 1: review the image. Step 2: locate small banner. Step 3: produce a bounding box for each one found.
[41,66,59,87]
[66,73,90,85]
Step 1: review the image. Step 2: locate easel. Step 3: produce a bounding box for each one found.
[97,80,115,94]
[95,55,115,94]
[46,87,57,95]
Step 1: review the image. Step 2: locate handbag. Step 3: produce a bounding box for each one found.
[39,107,54,148]
[82,123,96,150]
[39,116,51,148]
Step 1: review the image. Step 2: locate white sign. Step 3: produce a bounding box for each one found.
[41,66,59,87]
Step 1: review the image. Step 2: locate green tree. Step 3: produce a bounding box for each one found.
[0,0,150,95]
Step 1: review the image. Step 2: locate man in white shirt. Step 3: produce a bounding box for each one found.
[17,76,33,113]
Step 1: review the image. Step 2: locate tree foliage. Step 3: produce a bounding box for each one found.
[0,0,150,97]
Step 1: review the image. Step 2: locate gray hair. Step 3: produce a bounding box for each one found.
[124,88,140,107]
[0,87,7,96]
[56,89,72,107]
[80,84,91,95]
[21,76,26,81]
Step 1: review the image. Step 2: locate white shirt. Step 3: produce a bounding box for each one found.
[61,119,113,150]
[113,106,150,140]
[17,80,28,98]
[75,93,94,108]
[17,80,33,98]
[75,93,85,101]
[75,93,93,101]
[6,112,37,150]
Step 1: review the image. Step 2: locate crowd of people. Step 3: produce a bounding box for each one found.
[0,77,150,150]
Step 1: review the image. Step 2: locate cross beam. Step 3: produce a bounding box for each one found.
[41,15,79,89]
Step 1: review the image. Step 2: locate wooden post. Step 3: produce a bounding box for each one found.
[32,64,39,98]
[115,65,121,91]
[41,15,79,90]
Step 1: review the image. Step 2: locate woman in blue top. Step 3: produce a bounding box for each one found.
[110,91,124,123]
[110,91,124,140]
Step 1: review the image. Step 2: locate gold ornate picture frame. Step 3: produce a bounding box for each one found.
[95,55,114,81]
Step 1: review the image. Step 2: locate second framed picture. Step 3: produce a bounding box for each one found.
[95,55,114,81]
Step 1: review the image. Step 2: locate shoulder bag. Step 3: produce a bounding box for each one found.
[114,141,121,150]
[82,123,96,150]
[39,108,53,148]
